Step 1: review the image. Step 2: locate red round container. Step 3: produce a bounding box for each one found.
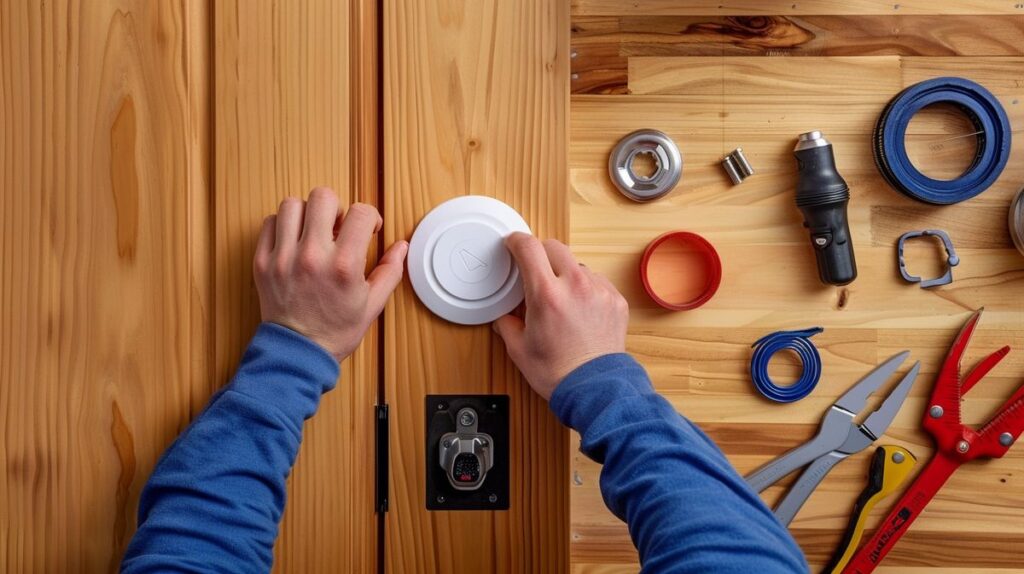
[640,231,722,311]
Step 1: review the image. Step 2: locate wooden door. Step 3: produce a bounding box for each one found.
[213,1,381,572]
[381,1,571,572]
[3,0,572,572]
[2,0,381,571]
[1,2,213,570]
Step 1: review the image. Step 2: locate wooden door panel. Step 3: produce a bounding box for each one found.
[382,1,571,572]
[213,1,380,572]
[0,1,211,571]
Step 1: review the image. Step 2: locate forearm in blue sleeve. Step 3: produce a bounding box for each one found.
[121,323,340,574]
[550,354,808,574]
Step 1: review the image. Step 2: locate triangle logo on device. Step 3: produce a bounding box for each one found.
[459,249,487,271]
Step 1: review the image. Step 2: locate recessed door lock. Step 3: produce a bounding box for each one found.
[426,395,509,510]
[439,408,494,491]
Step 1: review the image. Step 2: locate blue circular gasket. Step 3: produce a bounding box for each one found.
[749,327,824,403]
[873,77,1011,205]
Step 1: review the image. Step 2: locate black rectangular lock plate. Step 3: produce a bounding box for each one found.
[425,395,509,511]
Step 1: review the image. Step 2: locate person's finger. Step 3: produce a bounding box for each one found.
[505,233,554,295]
[275,197,305,250]
[255,214,277,257]
[301,187,340,244]
[541,239,580,277]
[366,240,409,314]
[253,215,276,278]
[492,314,527,363]
[335,203,383,268]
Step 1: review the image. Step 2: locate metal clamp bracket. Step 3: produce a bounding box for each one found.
[897,229,959,288]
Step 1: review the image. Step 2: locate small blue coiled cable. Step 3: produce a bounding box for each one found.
[749,327,824,403]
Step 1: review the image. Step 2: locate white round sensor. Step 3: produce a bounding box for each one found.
[408,196,531,325]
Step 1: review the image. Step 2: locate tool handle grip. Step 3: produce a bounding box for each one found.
[826,448,886,573]
[745,431,835,493]
[773,450,846,526]
[807,207,857,286]
[842,453,960,574]
[827,446,917,574]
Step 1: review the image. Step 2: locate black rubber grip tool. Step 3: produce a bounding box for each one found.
[794,131,858,286]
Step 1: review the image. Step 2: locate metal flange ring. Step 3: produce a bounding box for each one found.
[1011,187,1024,257]
[608,129,682,202]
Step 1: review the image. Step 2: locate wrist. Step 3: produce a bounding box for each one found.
[225,323,342,423]
[262,321,343,369]
[549,353,653,434]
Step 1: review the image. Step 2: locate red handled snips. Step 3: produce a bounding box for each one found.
[843,309,1024,573]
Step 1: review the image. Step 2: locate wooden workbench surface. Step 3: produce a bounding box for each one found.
[569,2,1024,572]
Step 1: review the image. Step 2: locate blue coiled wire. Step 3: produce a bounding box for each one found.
[749,327,824,403]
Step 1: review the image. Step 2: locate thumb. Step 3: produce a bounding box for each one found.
[366,240,409,315]
[492,314,527,362]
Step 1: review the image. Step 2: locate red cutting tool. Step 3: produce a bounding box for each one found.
[844,309,1024,573]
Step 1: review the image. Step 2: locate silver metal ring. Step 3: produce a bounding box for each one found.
[608,129,682,202]
[1011,187,1024,256]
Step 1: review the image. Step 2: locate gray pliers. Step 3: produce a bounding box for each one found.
[744,351,921,526]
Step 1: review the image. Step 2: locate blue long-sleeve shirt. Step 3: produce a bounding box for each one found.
[551,354,807,573]
[121,323,340,573]
[122,326,807,572]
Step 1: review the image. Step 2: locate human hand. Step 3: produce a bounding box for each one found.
[492,233,629,400]
[253,187,408,362]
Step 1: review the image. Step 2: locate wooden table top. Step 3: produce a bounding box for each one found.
[569,2,1024,572]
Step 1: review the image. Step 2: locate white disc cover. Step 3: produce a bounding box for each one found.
[408,196,531,325]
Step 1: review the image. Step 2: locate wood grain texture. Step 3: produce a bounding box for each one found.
[382,1,570,572]
[213,1,380,572]
[572,0,1024,16]
[570,4,1024,573]
[1,1,212,571]
[570,15,1024,94]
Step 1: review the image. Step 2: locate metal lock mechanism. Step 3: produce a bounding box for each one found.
[426,395,509,511]
[439,408,494,491]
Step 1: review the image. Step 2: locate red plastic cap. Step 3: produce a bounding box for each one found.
[640,231,722,311]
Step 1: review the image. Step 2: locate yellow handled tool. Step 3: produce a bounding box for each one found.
[826,445,917,574]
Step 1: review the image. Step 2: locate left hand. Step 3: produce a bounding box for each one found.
[253,187,408,362]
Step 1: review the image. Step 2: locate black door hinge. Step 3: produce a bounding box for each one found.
[375,404,389,513]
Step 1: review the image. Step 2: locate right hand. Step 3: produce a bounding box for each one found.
[493,233,629,400]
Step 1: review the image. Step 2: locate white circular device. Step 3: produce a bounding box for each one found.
[408,196,531,325]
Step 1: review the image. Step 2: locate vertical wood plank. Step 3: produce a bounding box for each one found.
[213,1,379,571]
[1,1,212,571]
[383,1,570,572]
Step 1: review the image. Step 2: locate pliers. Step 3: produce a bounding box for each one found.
[844,309,1024,573]
[745,352,921,526]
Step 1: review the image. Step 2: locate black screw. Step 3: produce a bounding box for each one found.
[488,494,498,503]
[437,402,447,411]
[437,495,446,504]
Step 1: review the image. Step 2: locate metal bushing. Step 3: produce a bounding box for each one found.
[608,129,682,202]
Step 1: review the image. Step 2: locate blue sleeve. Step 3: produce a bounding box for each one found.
[550,354,809,574]
[121,323,340,574]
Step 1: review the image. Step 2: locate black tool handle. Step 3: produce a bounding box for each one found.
[804,207,857,286]
[795,144,858,286]
[824,447,885,573]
